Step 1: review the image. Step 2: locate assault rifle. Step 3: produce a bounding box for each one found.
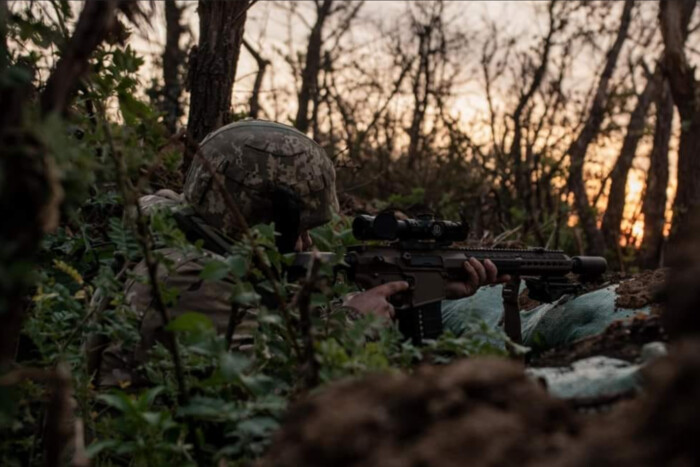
[294,213,607,345]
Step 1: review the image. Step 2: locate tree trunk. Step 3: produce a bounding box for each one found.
[659,0,700,246]
[566,0,633,256]
[0,0,120,365]
[295,0,333,134]
[184,0,249,174]
[639,78,673,269]
[407,25,431,170]
[510,0,557,242]
[242,38,269,119]
[162,0,185,134]
[601,69,657,251]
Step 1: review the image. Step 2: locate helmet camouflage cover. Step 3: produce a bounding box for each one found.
[183,120,339,236]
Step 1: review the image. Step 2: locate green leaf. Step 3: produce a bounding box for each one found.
[139,386,165,408]
[226,255,248,278]
[108,217,140,260]
[237,416,279,437]
[199,259,230,281]
[85,439,121,458]
[167,312,215,333]
[220,353,250,381]
[230,283,260,306]
[97,392,133,413]
[253,223,276,243]
[239,374,276,396]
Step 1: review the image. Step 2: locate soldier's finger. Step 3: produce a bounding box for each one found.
[374,281,410,297]
[496,274,512,283]
[385,302,396,320]
[468,257,487,285]
[462,261,479,292]
[301,231,313,250]
[484,259,498,283]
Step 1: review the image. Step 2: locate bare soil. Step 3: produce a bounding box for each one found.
[262,358,579,467]
[264,340,700,467]
[529,315,666,367]
[614,268,668,310]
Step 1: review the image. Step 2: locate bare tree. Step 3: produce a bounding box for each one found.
[566,0,634,256]
[506,0,566,244]
[601,67,658,252]
[405,3,443,171]
[295,0,332,134]
[659,0,700,245]
[184,0,250,174]
[243,38,270,119]
[292,0,364,135]
[161,0,186,134]
[639,78,673,268]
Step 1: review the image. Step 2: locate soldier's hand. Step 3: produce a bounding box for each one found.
[343,281,410,321]
[445,258,511,299]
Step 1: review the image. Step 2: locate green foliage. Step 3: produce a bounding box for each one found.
[387,187,426,209]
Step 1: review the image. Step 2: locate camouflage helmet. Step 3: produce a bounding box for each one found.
[183,120,339,237]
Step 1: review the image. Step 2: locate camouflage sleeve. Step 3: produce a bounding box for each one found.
[93,248,259,389]
[129,249,259,358]
[319,294,390,342]
[326,296,363,322]
[138,189,183,215]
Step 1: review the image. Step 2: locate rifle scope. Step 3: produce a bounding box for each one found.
[353,213,468,242]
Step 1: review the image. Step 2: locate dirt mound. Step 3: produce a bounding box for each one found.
[614,269,667,310]
[663,231,700,339]
[262,358,579,467]
[530,315,666,367]
[554,339,700,467]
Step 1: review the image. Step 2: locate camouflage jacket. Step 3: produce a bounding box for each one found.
[87,191,260,388]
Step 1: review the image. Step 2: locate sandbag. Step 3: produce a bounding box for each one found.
[526,342,667,401]
[442,284,651,349]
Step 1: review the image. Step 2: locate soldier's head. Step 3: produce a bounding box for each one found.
[183,120,339,253]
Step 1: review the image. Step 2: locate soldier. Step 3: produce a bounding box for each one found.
[87,120,504,388]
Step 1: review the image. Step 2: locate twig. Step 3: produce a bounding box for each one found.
[101,110,189,404]
[492,225,522,248]
[225,303,242,350]
[133,199,190,404]
[290,250,322,389]
[60,263,130,354]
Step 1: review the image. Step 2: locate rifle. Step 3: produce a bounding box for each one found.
[294,213,607,345]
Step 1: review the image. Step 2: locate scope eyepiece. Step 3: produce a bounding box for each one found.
[352,212,467,243]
